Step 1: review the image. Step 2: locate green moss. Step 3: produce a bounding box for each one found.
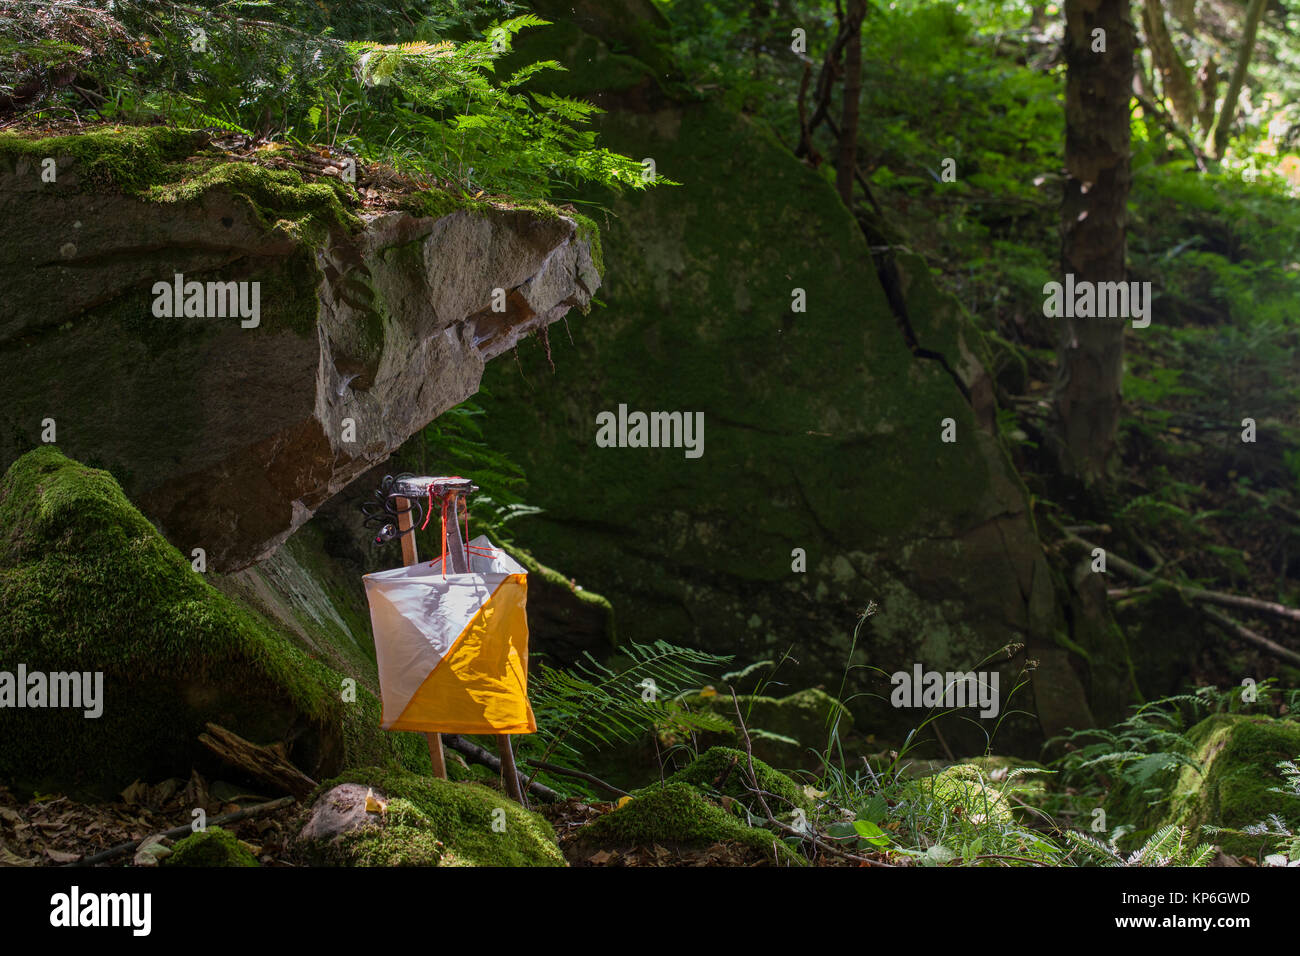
[1052,628,1093,663]
[575,782,804,865]
[301,768,566,867]
[1116,714,1300,857]
[164,827,259,867]
[666,746,811,816]
[146,158,359,244]
[0,125,358,248]
[961,755,1050,807]
[330,799,449,866]
[400,187,491,221]
[571,211,605,278]
[501,541,616,640]
[0,125,204,193]
[913,763,1015,824]
[0,447,418,797]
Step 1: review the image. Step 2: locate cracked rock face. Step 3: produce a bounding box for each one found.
[473,17,1089,751]
[0,162,599,570]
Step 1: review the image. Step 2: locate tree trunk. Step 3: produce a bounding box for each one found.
[1169,0,1199,32]
[1197,55,1218,132]
[1204,0,1268,159]
[835,0,866,206]
[1053,0,1136,486]
[1142,0,1198,130]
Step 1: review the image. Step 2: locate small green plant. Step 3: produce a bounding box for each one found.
[1064,824,1215,867]
[824,762,1062,866]
[527,640,734,763]
[1052,693,1210,803]
[1220,756,1300,866]
[4,2,665,202]
[801,606,1061,865]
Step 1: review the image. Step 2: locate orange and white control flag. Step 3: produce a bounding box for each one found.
[363,536,536,735]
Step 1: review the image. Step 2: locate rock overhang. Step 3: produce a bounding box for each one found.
[0,126,602,570]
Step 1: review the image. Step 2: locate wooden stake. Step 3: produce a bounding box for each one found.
[497,733,526,808]
[395,494,446,780]
[444,493,469,573]
[445,491,527,807]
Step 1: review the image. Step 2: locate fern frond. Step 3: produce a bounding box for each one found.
[530,640,733,757]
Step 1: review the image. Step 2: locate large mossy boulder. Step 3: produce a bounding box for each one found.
[0,447,426,798]
[164,827,259,868]
[475,2,1100,753]
[573,782,804,865]
[295,769,566,867]
[1113,714,1300,857]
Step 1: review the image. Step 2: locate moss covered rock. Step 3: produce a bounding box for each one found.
[0,124,600,571]
[164,827,259,867]
[666,747,812,817]
[0,447,426,798]
[1111,714,1300,857]
[913,763,1016,824]
[959,755,1051,807]
[476,5,1072,754]
[296,769,566,867]
[574,782,803,865]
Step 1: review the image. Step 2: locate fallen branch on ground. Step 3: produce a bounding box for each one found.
[441,735,560,802]
[524,759,629,799]
[1056,526,1300,667]
[198,723,318,800]
[1198,605,1299,667]
[65,796,295,867]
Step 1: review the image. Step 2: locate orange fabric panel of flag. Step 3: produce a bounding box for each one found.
[389,574,537,734]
